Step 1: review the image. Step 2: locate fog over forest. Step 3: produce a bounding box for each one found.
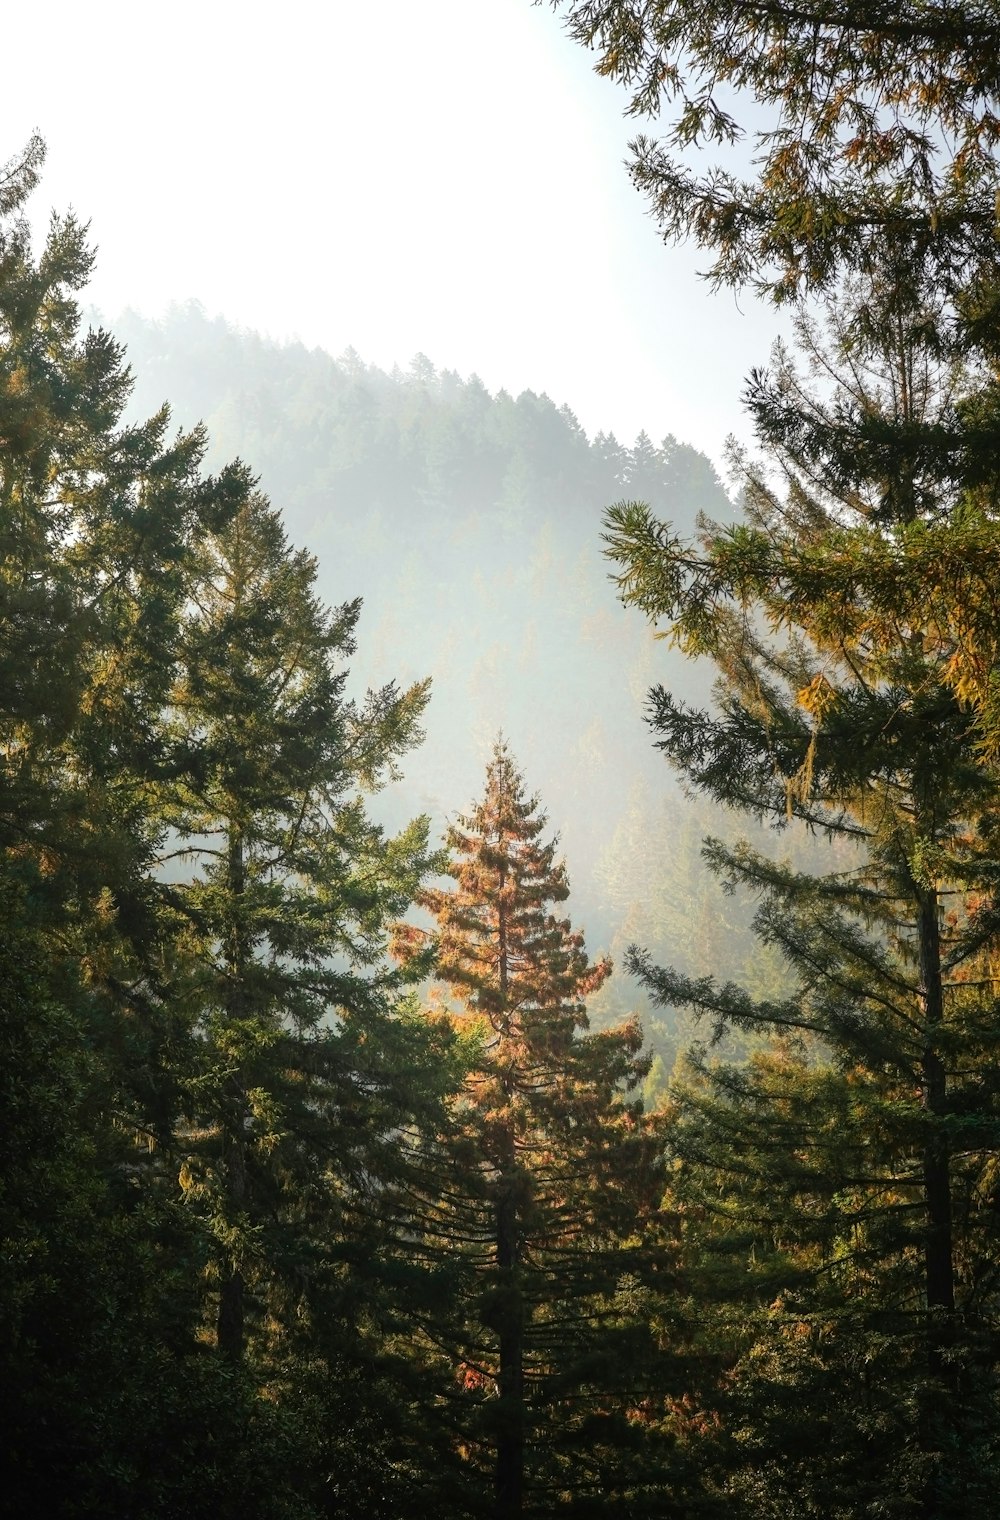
[110,301,803,1073]
[11,0,1000,1508]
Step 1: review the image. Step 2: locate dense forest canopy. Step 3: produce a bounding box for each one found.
[10,0,1000,1509]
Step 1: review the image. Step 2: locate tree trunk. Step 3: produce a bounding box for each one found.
[918,886,955,1326]
[494,850,524,1519]
[218,827,249,1363]
[217,1114,247,1363]
[917,884,955,1515]
[495,1179,524,1520]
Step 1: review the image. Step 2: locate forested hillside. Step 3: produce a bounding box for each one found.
[111,301,724,847]
[110,302,794,1052]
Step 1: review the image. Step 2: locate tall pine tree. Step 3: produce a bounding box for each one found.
[396,740,671,1519]
[158,484,451,1378]
[0,137,457,1517]
[0,137,309,1519]
[602,273,1000,1513]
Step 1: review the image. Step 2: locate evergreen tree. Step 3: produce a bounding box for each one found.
[602,276,1000,1512]
[551,0,1000,310]
[396,740,671,1519]
[0,139,456,1515]
[159,484,449,1372]
[0,138,318,1518]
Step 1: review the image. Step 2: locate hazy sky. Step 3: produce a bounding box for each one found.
[5,0,784,470]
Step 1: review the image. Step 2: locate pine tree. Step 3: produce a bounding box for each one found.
[159,485,448,1370]
[396,740,671,1519]
[0,139,317,1518]
[0,140,457,1515]
[0,134,256,1153]
[602,276,1000,1511]
[551,0,1000,310]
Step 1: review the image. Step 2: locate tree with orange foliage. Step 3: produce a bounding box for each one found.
[396,740,671,1519]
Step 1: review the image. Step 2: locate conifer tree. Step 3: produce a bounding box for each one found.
[0,139,311,1516]
[602,275,1000,1512]
[0,139,455,1514]
[396,740,670,1519]
[551,0,1000,312]
[0,134,252,1138]
[159,485,447,1367]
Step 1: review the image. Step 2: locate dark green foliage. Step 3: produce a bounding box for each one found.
[0,887,317,1520]
[158,481,453,1371]
[603,273,1000,1510]
[545,7,1000,1500]
[663,1044,1000,1518]
[0,142,458,1515]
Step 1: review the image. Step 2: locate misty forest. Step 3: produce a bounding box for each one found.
[9,2,1000,1516]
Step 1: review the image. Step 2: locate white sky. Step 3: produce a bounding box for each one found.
[3,0,784,471]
